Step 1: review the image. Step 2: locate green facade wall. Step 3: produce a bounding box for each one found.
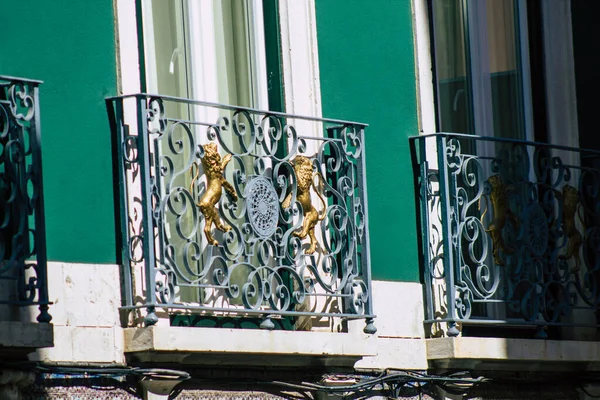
[1,2,117,263]
[315,0,419,281]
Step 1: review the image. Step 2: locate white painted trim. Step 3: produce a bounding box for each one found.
[140,0,158,93]
[187,1,219,125]
[279,0,323,155]
[117,0,322,119]
[412,0,437,136]
[247,0,269,110]
[115,0,141,95]
[279,0,322,118]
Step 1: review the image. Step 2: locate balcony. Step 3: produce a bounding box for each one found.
[411,133,600,369]
[0,75,52,357]
[106,94,375,366]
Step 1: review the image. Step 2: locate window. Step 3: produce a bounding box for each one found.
[140,0,269,109]
[428,0,533,141]
[114,0,325,315]
[418,0,594,333]
[136,0,275,305]
[426,0,582,147]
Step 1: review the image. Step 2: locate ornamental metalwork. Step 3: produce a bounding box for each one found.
[245,176,279,238]
[411,133,600,337]
[106,94,375,333]
[0,76,51,323]
[282,155,327,255]
[191,142,237,246]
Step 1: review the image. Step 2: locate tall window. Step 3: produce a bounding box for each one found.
[140,0,269,109]
[429,0,532,141]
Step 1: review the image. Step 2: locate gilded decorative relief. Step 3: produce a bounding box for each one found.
[190,142,237,246]
[559,184,583,271]
[283,156,327,255]
[481,174,519,266]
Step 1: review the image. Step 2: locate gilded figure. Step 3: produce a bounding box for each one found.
[480,174,519,266]
[559,184,583,271]
[283,156,327,255]
[190,143,237,246]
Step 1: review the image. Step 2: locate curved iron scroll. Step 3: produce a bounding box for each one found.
[0,76,50,323]
[108,95,374,332]
[413,133,600,336]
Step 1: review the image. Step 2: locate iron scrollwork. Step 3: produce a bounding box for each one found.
[413,133,600,337]
[108,94,374,332]
[0,76,50,323]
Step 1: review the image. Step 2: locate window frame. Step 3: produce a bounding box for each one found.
[115,0,323,121]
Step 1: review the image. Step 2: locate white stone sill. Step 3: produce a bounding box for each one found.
[124,326,376,358]
[427,337,600,371]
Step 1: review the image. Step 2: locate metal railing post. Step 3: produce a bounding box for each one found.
[136,96,158,326]
[31,83,51,323]
[436,135,460,336]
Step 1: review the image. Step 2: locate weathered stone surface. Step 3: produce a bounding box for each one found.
[366,281,425,339]
[427,337,600,371]
[124,326,375,368]
[0,321,53,349]
[30,326,125,364]
[26,262,125,364]
[37,262,121,327]
[355,337,427,370]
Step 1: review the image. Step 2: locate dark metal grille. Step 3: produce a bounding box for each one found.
[106,94,375,333]
[0,75,50,323]
[411,133,600,337]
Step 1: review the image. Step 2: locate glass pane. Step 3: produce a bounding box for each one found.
[486,0,525,140]
[142,0,263,108]
[140,0,269,305]
[431,0,474,134]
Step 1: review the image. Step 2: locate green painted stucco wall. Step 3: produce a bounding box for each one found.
[1,2,118,263]
[316,0,419,281]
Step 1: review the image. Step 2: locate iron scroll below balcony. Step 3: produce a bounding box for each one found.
[106,94,376,334]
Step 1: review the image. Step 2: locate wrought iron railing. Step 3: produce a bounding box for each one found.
[0,75,51,323]
[106,94,375,333]
[411,133,600,338]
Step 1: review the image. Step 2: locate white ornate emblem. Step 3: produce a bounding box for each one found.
[245,176,279,237]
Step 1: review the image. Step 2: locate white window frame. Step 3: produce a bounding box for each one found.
[412,0,577,146]
[411,0,583,333]
[115,0,322,120]
[113,0,325,314]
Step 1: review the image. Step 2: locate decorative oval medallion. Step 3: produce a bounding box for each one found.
[527,202,548,257]
[245,176,279,237]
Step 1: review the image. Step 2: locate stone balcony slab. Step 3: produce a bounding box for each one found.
[0,322,53,360]
[124,326,375,369]
[427,337,600,371]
